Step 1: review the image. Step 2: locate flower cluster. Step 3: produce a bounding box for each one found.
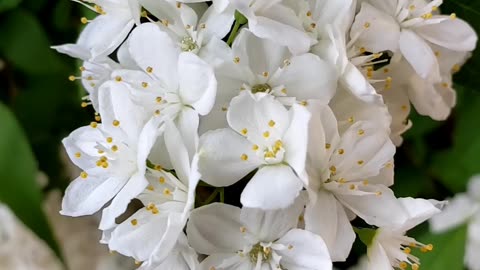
[54,0,477,269]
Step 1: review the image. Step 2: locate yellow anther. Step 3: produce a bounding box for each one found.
[274,140,283,149]
[81,102,88,108]
[358,129,365,136]
[338,149,345,155]
[421,13,433,19]
[176,2,182,8]
[288,244,294,250]
[364,22,370,29]
[74,152,81,158]
[113,120,120,127]
[79,66,86,72]
[154,165,163,171]
[434,51,440,57]
[263,131,270,138]
[403,247,411,254]
[134,260,141,265]
[338,178,346,184]
[146,66,153,73]
[425,244,433,251]
[221,107,228,112]
[298,215,304,222]
[98,149,105,154]
[363,180,369,186]
[300,100,308,106]
[159,177,165,184]
[131,219,138,226]
[86,76,93,81]
[450,13,457,20]
[241,154,248,161]
[80,17,88,24]
[90,122,98,128]
[147,185,154,191]
[310,22,317,28]
[349,184,356,190]
[262,71,269,77]
[452,64,460,73]
[185,24,192,29]
[154,110,161,116]
[325,143,331,149]
[80,171,88,179]
[359,47,366,54]
[151,207,159,214]
[161,19,169,26]
[115,76,122,82]
[241,128,248,135]
[141,10,148,17]
[283,59,291,66]
[68,75,76,81]
[357,160,364,165]
[376,191,383,196]
[306,10,312,17]
[100,156,107,162]
[94,5,105,14]
[210,267,216,270]
[155,97,162,103]
[233,56,240,64]
[281,88,287,94]
[329,166,337,172]
[240,226,247,233]
[106,137,113,143]
[268,120,276,127]
[399,261,408,269]
[401,105,408,111]
[142,82,148,88]
[386,162,393,168]
[384,68,390,73]
[111,145,119,152]
[200,23,206,29]
[409,5,416,11]
[95,115,101,122]
[163,188,172,196]
[101,162,109,169]
[348,116,354,123]
[412,263,419,270]
[252,144,259,151]
[441,82,449,88]
[432,6,438,11]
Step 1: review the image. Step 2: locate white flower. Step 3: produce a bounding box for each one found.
[176,0,230,13]
[139,0,234,65]
[111,22,217,158]
[198,91,310,209]
[201,28,336,132]
[350,0,477,82]
[61,82,155,230]
[53,0,141,60]
[138,233,199,270]
[304,102,407,261]
[107,121,200,263]
[366,198,442,270]
[229,0,314,54]
[186,198,332,270]
[430,176,480,270]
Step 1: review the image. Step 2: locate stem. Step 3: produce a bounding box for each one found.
[219,187,225,203]
[203,189,220,205]
[227,20,241,46]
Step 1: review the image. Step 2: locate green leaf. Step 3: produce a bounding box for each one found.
[0,0,21,13]
[0,9,67,74]
[416,224,467,270]
[0,102,61,258]
[354,228,377,246]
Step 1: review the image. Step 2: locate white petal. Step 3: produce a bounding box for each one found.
[198,37,232,67]
[187,203,247,254]
[304,190,355,262]
[240,194,305,242]
[429,194,478,233]
[99,172,149,230]
[165,120,191,185]
[367,240,392,270]
[414,16,477,52]
[408,73,453,120]
[275,229,332,270]
[200,254,253,270]
[178,52,217,115]
[240,165,303,210]
[397,197,442,231]
[399,30,441,81]
[227,92,289,145]
[336,185,407,227]
[77,14,134,60]
[129,23,180,90]
[350,2,400,53]
[340,63,384,105]
[198,128,263,186]
[51,44,90,60]
[60,175,126,216]
[283,104,311,176]
[468,175,480,201]
[232,29,290,77]
[269,54,337,102]
[199,5,235,42]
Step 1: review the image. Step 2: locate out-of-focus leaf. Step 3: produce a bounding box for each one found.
[22,0,48,12]
[52,0,74,31]
[392,165,426,197]
[0,0,21,12]
[0,102,61,258]
[441,0,480,90]
[416,224,467,270]
[404,110,442,140]
[0,9,67,74]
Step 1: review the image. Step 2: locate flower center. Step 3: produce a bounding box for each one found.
[248,243,272,263]
[180,36,198,52]
[251,83,272,93]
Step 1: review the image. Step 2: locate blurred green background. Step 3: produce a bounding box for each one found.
[0,0,479,269]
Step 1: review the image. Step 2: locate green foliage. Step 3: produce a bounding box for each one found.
[0,0,21,13]
[417,225,468,270]
[0,102,61,257]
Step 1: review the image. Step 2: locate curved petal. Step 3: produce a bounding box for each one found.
[187,203,246,254]
[397,198,442,231]
[60,175,126,216]
[429,194,478,233]
[414,16,477,52]
[399,30,440,81]
[283,104,311,176]
[304,190,355,262]
[200,254,253,270]
[178,52,217,115]
[275,229,332,270]
[367,240,392,270]
[198,129,263,186]
[240,165,303,210]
